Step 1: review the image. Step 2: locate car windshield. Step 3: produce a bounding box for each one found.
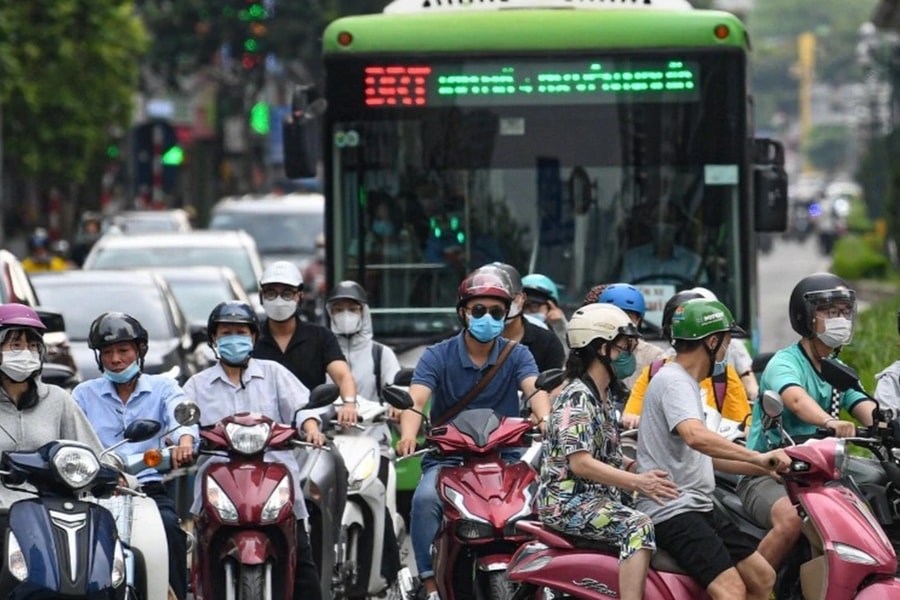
[105,215,185,234]
[209,211,322,254]
[164,278,237,325]
[33,282,175,341]
[90,247,258,292]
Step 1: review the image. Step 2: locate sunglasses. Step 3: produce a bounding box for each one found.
[467,304,506,321]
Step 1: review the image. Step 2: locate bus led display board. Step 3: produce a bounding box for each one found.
[363,59,699,107]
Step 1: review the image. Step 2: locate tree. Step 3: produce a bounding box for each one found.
[804,124,851,172]
[0,2,147,186]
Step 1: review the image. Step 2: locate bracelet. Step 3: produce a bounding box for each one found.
[341,397,358,405]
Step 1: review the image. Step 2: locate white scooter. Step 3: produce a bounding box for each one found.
[330,395,406,599]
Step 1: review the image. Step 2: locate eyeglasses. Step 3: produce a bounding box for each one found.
[262,289,298,302]
[816,305,853,319]
[613,338,639,353]
[467,304,507,321]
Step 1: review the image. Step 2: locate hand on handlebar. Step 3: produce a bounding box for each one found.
[396,437,418,457]
[304,429,326,448]
[824,418,857,439]
[337,403,359,428]
[759,449,791,475]
[171,444,195,469]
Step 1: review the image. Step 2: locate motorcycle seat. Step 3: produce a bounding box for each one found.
[650,551,687,574]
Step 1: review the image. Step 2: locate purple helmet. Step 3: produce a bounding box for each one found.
[0,304,46,333]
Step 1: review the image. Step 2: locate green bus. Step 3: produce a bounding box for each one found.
[285,0,787,360]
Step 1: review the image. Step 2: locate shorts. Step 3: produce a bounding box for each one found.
[735,475,786,529]
[653,507,759,590]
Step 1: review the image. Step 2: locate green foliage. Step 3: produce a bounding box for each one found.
[0,2,147,184]
[840,295,900,392]
[831,233,890,280]
[846,197,873,233]
[804,125,851,172]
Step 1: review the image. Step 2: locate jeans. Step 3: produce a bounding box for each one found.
[410,463,443,579]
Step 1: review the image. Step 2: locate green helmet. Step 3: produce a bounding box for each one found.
[670,299,745,341]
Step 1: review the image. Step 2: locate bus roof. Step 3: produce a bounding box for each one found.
[384,0,693,14]
[323,9,748,54]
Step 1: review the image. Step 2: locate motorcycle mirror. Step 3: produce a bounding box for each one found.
[123,419,163,443]
[382,386,414,410]
[819,358,864,394]
[392,368,414,387]
[173,401,201,426]
[760,390,784,420]
[307,383,341,410]
[751,352,774,376]
[535,368,566,392]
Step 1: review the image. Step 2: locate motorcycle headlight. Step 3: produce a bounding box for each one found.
[52,446,100,489]
[206,478,239,522]
[111,540,125,588]
[6,531,27,581]
[225,422,271,455]
[348,449,377,491]
[261,476,291,522]
[456,519,495,540]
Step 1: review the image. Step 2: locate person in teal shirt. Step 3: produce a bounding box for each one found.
[738,273,876,574]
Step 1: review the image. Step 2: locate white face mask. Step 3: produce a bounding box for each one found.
[817,317,853,348]
[263,297,298,322]
[332,311,362,335]
[506,299,523,322]
[0,350,42,383]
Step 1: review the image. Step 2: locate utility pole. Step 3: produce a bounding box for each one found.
[797,32,816,173]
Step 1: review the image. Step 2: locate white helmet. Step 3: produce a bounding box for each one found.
[567,303,639,349]
[260,261,303,288]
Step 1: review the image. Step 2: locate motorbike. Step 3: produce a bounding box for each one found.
[0,419,162,599]
[330,395,405,599]
[192,383,340,600]
[506,389,900,600]
[382,386,542,600]
[107,401,202,600]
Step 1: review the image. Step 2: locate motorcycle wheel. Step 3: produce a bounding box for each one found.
[239,563,268,600]
[343,524,362,599]
[486,572,515,600]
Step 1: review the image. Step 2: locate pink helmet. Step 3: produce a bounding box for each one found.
[0,304,46,332]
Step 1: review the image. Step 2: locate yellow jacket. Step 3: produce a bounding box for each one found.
[624,358,752,426]
[22,256,68,273]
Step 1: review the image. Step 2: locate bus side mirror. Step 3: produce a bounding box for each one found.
[753,137,788,233]
[283,85,326,179]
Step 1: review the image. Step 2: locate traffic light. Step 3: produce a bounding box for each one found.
[133,121,180,194]
[236,1,268,72]
[249,102,270,135]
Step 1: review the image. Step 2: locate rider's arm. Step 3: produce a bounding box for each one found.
[781,385,835,428]
[326,359,358,402]
[675,418,772,467]
[520,376,550,423]
[622,366,651,418]
[849,398,877,427]
[568,451,641,492]
[399,383,431,440]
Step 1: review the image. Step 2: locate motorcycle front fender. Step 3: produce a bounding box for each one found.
[475,553,510,572]
[854,578,900,598]
[222,530,275,565]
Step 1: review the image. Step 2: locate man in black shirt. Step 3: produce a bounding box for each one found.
[490,263,566,373]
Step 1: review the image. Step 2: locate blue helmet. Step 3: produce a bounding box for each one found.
[598,283,646,318]
[522,274,559,304]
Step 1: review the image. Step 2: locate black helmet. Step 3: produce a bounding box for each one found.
[789,273,856,338]
[207,301,259,339]
[661,290,703,341]
[88,312,149,370]
[326,281,368,307]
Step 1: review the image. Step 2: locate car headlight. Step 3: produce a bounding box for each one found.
[348,449,377,491]
[6,531,27,581]
[52,446,100,489]
[261,476,291,522]
[111,540,125,588]
[225,422,270,455]
[206,478,238,522]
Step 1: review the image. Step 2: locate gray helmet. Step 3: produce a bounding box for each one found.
[327,281,368,307]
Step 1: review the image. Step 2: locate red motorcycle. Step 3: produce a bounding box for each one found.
[506,389,900,600]
[192,386,338,600]
[385,386,541,600]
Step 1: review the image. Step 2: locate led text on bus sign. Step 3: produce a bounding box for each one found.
[363,59,698,107]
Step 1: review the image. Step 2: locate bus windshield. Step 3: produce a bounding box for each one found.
[327,51,749,341]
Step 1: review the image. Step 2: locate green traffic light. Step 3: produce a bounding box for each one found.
[249,102,270,135]
[161,146,184,166]
[244,39,258,52]
[106,145,119,159]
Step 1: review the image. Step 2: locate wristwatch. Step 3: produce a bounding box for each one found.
[341,396,358,405]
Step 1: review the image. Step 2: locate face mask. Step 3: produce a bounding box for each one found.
[609,351,637,380]
[712,358,727,377]
[506,299,523,322]
[333,311,362,335]
[216,334,254,365]
[263,297,298,322]
[817,317,853,348]
[103,361,140,384]
[315,247,326,262]
[468,314,504,343]
[528,312,547,323]
[0,350,42,383]
[373,220,395,237]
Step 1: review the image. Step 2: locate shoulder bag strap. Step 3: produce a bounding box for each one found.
[372,342,384,401]
[433,340,518,428]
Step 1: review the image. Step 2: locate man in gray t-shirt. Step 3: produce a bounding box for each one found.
[635,299,789,599]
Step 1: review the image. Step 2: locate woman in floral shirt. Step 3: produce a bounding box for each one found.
[538,303,679,600]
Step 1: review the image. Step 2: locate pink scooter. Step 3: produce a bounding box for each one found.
[507,390,900,599]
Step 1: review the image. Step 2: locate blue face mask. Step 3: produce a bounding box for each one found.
[104,361,140,384]
[712,358,727,377]
[372,220,395,237]
[610,351,637,380]
[467,314,504,343]
[216,334,254,365]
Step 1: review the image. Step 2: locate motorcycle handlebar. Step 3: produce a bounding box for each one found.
[329,420,366,431]
[397,447,434,462]
[291,440,332,451]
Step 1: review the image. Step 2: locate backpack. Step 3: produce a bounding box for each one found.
[372,341,385,402]
[648,358,727,412]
